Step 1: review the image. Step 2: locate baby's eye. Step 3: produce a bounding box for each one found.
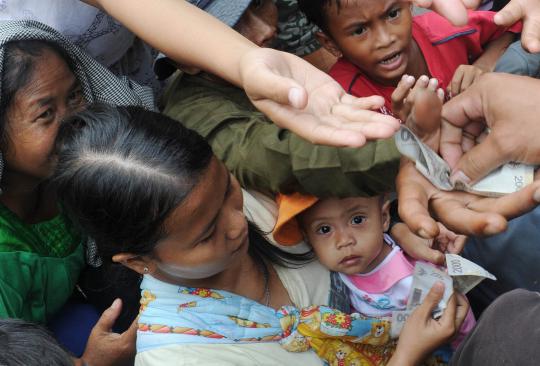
[351,215,366,225]
[316,225,332,235]
[352,26,367,36]
[387,8,401,20]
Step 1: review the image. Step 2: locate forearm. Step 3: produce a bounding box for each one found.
[92,0,254,86]
[474,33,515,71]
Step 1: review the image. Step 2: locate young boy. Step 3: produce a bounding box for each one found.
[272,192,475,349]
[298,0,521,115]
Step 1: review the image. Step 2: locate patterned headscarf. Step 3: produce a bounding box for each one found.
[0,19,156,193]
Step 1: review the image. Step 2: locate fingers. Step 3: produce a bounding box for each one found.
[452,293,471,330]
[447,234,468,254]
[122,315,139,343]
[405,88,442,151]
[391,74,416,119]
[391,223,445,264]
[397,163,441,238]
[440,121,466,169]
[494,0,525,26]
[450,66,465,96]
[94,298,122,333]
[451,133,510,184]
[430,0,470,25]
[417,282,446,320]
[468,180,540,218]
[431,194,508,236]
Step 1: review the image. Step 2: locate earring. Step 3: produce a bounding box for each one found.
[143,267,149,274]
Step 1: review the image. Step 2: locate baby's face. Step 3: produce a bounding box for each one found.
[299,196,389,275]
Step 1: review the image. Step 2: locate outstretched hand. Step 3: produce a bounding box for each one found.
[240,48,400,147]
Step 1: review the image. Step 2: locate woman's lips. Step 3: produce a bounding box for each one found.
[378,52,404,71]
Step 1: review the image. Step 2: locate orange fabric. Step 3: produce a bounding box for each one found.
[273,193,319,245]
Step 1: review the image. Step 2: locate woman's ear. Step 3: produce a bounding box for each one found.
[381,198,391,232]
[316,31,342,58]
[112,253,155,275]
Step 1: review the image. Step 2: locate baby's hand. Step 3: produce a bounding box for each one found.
[448,64,486,96]
[433,222,467,255]
[391,75,444,123]
[390,222,466,265]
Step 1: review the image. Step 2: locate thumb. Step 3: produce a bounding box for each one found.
[122,315,139,342]
[494,0,524,26]
[94,298,122,333]
[417,282,445,319]
[451,133,509,185]
[243,61,308,109]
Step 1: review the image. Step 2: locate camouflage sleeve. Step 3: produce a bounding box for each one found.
[275,0,322,56]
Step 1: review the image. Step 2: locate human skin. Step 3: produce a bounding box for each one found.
[316,0,429,86]
[300,196,392,275]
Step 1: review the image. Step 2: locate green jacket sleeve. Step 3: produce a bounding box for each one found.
[0,246,84,323]
[164,75,400,198]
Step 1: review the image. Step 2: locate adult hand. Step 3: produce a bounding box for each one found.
[240,48,400,147]
[79,299,137,366]
[388,283,469,366]
[494,0,540,52]
[441,73,540,185]
[397,160,540,237]
[410,0,481,26]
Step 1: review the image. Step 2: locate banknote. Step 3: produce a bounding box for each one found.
[395,126,535,197]
[406,262,454,317]
[393,255,496,337]
[446,254,497,294]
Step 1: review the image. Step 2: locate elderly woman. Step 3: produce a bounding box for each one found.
[0,19,154,325]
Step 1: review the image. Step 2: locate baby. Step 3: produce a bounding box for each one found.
[272,192,475,348]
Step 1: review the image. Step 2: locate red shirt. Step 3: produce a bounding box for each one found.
[329,11,522,115]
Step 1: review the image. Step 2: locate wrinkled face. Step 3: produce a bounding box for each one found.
[3,48,84,181]
[323,0,413,85]
[234,0,278,47]
[150,157,249,282]
[300,196,390,275]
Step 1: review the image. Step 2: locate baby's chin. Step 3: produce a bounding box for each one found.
[332,261,369,276]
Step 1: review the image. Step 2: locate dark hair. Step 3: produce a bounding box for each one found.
[54,104,312,268]
[298,0,342,34]
[0,40,75,147]
[0,318,73,366]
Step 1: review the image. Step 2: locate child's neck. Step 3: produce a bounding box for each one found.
[360,240,394,274]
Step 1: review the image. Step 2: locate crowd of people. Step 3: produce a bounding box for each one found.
[0,0,540,365]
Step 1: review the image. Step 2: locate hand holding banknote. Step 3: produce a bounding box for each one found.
[397,88,540,237]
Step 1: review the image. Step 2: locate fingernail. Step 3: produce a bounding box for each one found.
[406,75,415,84]
[288,87,304,108]
[484,219,506,236]
[450,170,471,186]
[432,281,444,293]
[111,298,121,310]
[418,228,430,238]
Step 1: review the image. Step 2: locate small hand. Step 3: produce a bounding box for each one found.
[392,222,467,265]
[410,0,481,26]
[79,299,137,366]
[449,64,487,96]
